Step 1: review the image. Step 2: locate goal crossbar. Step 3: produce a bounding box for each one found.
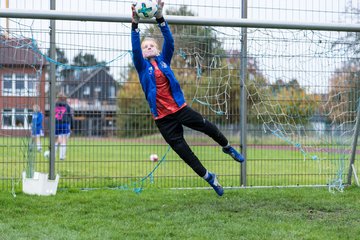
[1,9,360,32]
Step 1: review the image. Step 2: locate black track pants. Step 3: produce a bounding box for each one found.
[155,106,228,177]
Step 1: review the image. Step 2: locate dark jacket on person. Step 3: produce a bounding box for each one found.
[55,101,73,126]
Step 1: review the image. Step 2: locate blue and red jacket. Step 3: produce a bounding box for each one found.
[131,19,186,118]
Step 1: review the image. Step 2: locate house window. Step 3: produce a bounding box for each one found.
[27,74,38,95]
[1,108,32,129]
[15,109,26,127]
[94,86,102,93]
[83,86,90,95]
[2,73,39,96]
[2,109,12,128]
[15,74,25,95]
[27,112,33,125]
[109,86,116,98]
[3,74,12,95]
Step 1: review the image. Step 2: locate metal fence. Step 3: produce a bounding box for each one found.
[0,0,359,191]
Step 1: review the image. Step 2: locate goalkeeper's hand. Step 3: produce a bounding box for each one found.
[155,0,164,19]
[131,4,140,24]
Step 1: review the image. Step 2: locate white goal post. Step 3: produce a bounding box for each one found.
[1,9,360,32]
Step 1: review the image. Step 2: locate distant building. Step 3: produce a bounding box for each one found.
[58,68,119,137]
[0,37,46,137]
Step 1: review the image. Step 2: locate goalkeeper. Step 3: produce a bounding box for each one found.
[131,0,244,196]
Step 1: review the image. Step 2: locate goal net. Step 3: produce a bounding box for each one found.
[1,17,359,192]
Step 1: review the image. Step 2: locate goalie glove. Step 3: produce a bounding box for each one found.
[131,4,140,24]
[154,0,164,19]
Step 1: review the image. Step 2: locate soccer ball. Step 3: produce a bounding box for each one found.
[134,0,158,19]
[44,150,50,158]
[149,153,159,162]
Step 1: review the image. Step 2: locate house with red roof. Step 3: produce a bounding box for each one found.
[0,37,46,137]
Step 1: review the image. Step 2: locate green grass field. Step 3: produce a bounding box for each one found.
[0,135,357,190]
[1,136,359,239]
[0,186,359,240]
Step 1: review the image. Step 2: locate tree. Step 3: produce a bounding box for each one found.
[325,62,360,123]
[116,67,157,137]
[219,54,270,124]
[268,79,318,125]
[331,1,360,56]
[329,3,360,123]
[46,47,69,78]
[73,52,97,67]
[72,52,109,70]
[47,47,69,66]
[46,49,109,79]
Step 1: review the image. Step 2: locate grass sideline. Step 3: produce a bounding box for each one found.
[0,186,359,239]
